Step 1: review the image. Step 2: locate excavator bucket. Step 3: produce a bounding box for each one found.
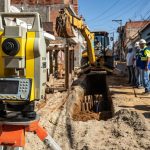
[56,9,75,38]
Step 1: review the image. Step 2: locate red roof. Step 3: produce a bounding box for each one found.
[125,21,150,29]
[124,21,150,44]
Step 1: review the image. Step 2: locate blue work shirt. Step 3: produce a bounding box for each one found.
[135,49,141,67]
[139,47,150,70]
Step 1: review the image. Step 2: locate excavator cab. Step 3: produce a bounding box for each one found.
[81,31,114,71]
[93,31,109,57]
[93,31,114,71]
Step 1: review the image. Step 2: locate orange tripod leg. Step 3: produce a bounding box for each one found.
[0,125,25,147]
[25,121,62,150]
[0,120,61,150]
[25,120,48,141]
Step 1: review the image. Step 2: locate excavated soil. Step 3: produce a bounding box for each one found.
[25,74,150,150]
[72,112,99,121]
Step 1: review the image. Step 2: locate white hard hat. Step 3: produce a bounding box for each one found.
[134,41,139,47]
[139,39,146,44]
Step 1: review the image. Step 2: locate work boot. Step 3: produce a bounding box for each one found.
[134,85,144,89]
[142,91,150,96]
[138,86,144,89]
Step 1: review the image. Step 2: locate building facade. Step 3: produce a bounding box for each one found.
[123,21,149,49]
[11,0,78,34]
[140,23,150,46]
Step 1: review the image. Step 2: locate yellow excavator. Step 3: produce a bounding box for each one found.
[56,7,113,113]
[56,7,114,73]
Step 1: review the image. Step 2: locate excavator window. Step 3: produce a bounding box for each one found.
[93,31,109,57]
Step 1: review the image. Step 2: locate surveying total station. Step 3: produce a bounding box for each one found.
[0,12,62,150]
[0,12,47,120]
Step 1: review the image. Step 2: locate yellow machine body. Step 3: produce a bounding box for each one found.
[0,13,47,106]
[25,32,35,101]
[0,31,36,102]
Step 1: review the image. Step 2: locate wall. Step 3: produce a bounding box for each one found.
[124,21,149,46]
[11,0,78,13]
[141,24,150,46]
[10,4,50,22]
[11,0,78,33]
[0,0,10,12]
[11,0,64,4]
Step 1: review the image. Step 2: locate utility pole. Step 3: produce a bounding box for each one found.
[113,32,115,57]
[112,19,123,61]
[110,32,115,57]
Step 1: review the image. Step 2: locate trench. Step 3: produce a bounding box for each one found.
[72,72,114,121]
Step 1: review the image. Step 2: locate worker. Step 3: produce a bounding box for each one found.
[94,37,101,56]
[126,48,135,85]
[58,50,65,79]
[139,39,150,95]
[134,42,143,88]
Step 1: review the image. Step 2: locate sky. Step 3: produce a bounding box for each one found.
[78,0,150,41]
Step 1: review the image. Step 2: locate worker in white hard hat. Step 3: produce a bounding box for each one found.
[134,41,143,88]
[139,39,150,95]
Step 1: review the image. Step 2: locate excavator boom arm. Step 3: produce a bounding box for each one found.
[56,7,96,65]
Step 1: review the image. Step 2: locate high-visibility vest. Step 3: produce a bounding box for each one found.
[140,47,150,61]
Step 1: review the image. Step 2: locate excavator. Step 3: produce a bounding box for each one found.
[56,7,114,74]
[56,7,113,113]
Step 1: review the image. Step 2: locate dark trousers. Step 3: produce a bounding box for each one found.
[127,65,136,85]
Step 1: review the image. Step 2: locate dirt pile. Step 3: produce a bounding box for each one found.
[70,109,150,150]
[24,85,150,150]
[107,109,150,150]
[112,109,148,131]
